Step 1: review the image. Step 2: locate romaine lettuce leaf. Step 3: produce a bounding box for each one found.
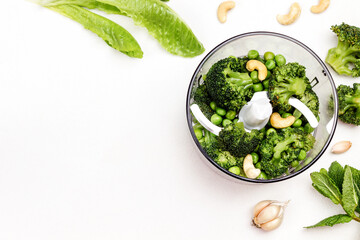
[97,0,205,57]
[47,4,143,58]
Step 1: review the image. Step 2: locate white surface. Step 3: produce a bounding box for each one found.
[1,0,360,239]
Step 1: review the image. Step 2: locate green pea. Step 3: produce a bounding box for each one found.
[222,119,232,127]
[304,123,314,133]
[257,172,267,179]
[250,71,258,81]
[194,128,203,140]
[264,51,275,61]
[255,162,262,169]
[215,107,226,116]
[228,166,241,175]
[292,119,302,127]
[233,118,239,124]
[265,60,276,70]
[291,160,299,168]
[275,54,286,66]
[282,113,292,118]
[262,80,269,89]
[253,83,264,92]
[210,101,217,111]
[248,50,259,59]
[251,152,259,164]
[298,149,307,161]
[266,128,276,136]
[224,111,235,120]
[211,114,222,125]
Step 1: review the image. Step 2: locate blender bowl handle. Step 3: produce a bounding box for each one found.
[289,97,319,128]
[190,104,222,136]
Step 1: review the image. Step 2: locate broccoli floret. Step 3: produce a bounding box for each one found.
[201,130,242,169]
[336,83,360,125]
[325,23,360,77]
[204,56,254,111]
[269,63,311,112]
[293,88,320,119]
[219,122,264,158]
[194,83,212,105]
[192,83,214,120]
[259,128,315,178]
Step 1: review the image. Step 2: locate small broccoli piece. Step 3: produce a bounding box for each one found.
[201,130,242,169]
[204,56,254,111]
[259,128,315,178]
[269,62,311,112]
[194,83,212,105]
[293,88,320,119]
[325,23,360,77]
[336,83,360,125]
[192,83,214,120]
[219,122,264,158]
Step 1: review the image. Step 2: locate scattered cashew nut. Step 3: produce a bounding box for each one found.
[277,2,301,25]
[270,112,296,129]
[217,1,235,23]
[246,60,267,81]
[311,0,330,14]
[243,154,261,179]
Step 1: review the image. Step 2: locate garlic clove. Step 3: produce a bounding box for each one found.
[260,217,283,231]
[254,205,281,225]
[331,141,352,154]
[253,200,289,231]
[253,200,272,218]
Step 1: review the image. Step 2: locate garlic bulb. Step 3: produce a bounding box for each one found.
[252,200,289,231]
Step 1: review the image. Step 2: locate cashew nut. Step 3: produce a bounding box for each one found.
[311,0,330,13]
[246,60,267,81]
[217,1,235,23]
[243,154,261,179]
[276,2,301,25]
[270,112,296,129]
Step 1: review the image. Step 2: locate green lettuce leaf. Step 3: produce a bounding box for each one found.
[310,172,342,205]
[305,214,353,228]
[96,0,205,57]
[342,166,359,217]
[46,4,143,58]
[328,161,345,193]
[38,0,123,15]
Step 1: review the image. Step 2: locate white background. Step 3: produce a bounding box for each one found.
[1,0,360,239]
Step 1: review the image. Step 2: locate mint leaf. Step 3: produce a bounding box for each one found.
[305,214,353,228]
[328,161,345,193]
[342,166,359,217]
[311,172,342,204]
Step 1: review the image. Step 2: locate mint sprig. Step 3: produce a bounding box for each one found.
[305,161,360,228]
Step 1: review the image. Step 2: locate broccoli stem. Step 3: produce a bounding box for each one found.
[326,41,359,76]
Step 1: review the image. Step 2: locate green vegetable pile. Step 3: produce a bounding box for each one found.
[192,50,320,179]
[33,0,205,58]
[306,161,360,228]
